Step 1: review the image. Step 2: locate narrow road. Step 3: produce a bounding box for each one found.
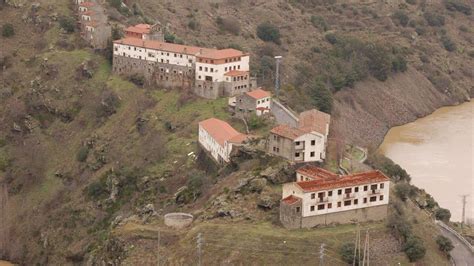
[437,225,474,266]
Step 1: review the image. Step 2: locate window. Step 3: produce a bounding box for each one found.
[317,204,325,210]
[364,185,368,191]
[210,68,214,72]
[199,66,202,71]
[354,199,358,205]
[310,206,315,212]
[225,67,228,71]
[295,141,300,145]
[295,152,300,157]
[318,192,325,198]
[371,184,378,190]
[370,196,377,202]
[338,189,342,195]
[344,200,351,206]
[328,191,333,197]
[355,187,359,193]
[379,195,384,201]
[296,207,300,213]
[327,203,332,209]
[380,183,385,189]
[189,59,192,63]
[310,152,315,157]
[311,140,316,145]
[345,188,352,194]
[363,198,367,203]
[205,67,208,72]
[337,202,341,208]
[311,193,315,199]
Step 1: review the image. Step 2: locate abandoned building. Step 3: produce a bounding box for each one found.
[267,109,330,163]
[280,165,390,229]
[124,23,164,41]
[76,1,111,49]
[112,25,256,98]
[235,88,272,116]
[198,118,249,164]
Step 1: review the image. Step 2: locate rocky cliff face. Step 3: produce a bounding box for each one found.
[332,66,470,148]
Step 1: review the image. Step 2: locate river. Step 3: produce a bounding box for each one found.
[379,100,473,222]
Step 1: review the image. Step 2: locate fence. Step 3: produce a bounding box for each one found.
[436,220,474,253]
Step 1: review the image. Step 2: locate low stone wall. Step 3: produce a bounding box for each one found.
[301,204,388,228]
[164,213,194,229]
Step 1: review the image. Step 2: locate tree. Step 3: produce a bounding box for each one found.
[395,183,414,201]
[310,79,333,113]
[435,208,451,222]
[436,235,454,254]
[339,242,359,264]
[257,22,281,44]
[59,16,75,33]
[1,23,14,38]
[403,236,426,262]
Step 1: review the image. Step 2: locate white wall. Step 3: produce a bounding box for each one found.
[113,43,195,69]
[294,132,325,162]
[255,96,271,115]
[198,125,232,163]
[195,56,250,82]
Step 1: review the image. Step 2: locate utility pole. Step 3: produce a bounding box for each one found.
[274,56,282,98]
[157,230,161,266]
[460,194,470,230]
[353,223,360,266]
[197,233,202,266]
[319,243,325,266]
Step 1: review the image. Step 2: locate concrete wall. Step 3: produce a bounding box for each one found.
[294,132,325,162]
[300,204,388,228]
[268,133,295,161]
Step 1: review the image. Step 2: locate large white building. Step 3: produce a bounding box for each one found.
[280,165,390,228]
[113,31,256,98]
[198,118,248,164]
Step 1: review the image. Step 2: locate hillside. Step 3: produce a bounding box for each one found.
[0,0,472,264]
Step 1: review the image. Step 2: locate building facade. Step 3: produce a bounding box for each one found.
[124,23,164,41]
[112,27,255,98]
[280,166,391,229]
[235,88,271,116]
[268,109,330,163]
[198,118,248,164]
[75,1,111,49]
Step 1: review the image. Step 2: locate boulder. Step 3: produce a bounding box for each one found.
[257,195,276,210]
[260,162,295,184]
[248,178,267,193]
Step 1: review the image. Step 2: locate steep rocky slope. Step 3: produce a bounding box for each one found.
[0,0,472,264]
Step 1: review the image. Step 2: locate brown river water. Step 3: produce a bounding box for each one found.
[379,100,473,222]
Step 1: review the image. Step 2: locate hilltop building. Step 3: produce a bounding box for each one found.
[124,23,164,41]
[75,1,111,49]
[280,165,390,229]
[112,25,256,98]
[198,118,249,164]
[268,109,330,163]
[235,88,272,116]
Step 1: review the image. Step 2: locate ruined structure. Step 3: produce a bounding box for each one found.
[75,0,111,49]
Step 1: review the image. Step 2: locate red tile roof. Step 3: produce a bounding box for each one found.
[114,38,217,56]
[270,124,308,140]
[297,165,338,180]
[199,118,248,146]
[197,49,245,60]
[125,24,151,34]
[246,88,271,100]
[224,70,249,77]
[298,109,331,136]
[296,170,390,193]
[282,195,301,205]
[79,2,95,7]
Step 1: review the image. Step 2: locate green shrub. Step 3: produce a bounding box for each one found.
[2,23,14,37]
[406,0,417,5]
[86,178,108,200]
[325,33,338,44]
[444,0,472,15]
[436,235,454,253]
[0,152,9,172]
[339,242,359,264]
[247,114,266,130]
[59,16,75,33]
[415,26,427,35]
[310,79,333,113]
[441,35,456,52]
[164,32,176,43]
[311,15,329,31]
[395,183,414,201]
[392,55,408,72]
[367,153,411,182]
[392,10,410,27]
[256,22,281,44]
[108,0,122,9]
[188,19,200,31]
[216,17,240,35]
[423,11,445,27]
[403,236,426,262]
[76,146,89,162]
[435,208,451,222]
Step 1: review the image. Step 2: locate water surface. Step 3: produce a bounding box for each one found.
[379,100,473,222]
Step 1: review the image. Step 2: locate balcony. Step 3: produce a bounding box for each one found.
[343,193,355,199]
[317,197,329,203]
[369,189,381,195]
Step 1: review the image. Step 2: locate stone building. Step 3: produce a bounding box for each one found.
[267,109,330,163]
[76,1,111,49]
[198,118,248,164]
[235,88,271,116]
[280,165,390,229]
[112,27,255,98]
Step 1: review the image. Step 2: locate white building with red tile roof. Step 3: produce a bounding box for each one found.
[124,23,164,41]
[235,88,272,116]
[268,109,330,163]
[198,118,248,164]
[280,165,390,228]
[112,27,255,98]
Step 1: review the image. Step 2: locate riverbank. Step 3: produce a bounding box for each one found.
[379,100,473,222]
